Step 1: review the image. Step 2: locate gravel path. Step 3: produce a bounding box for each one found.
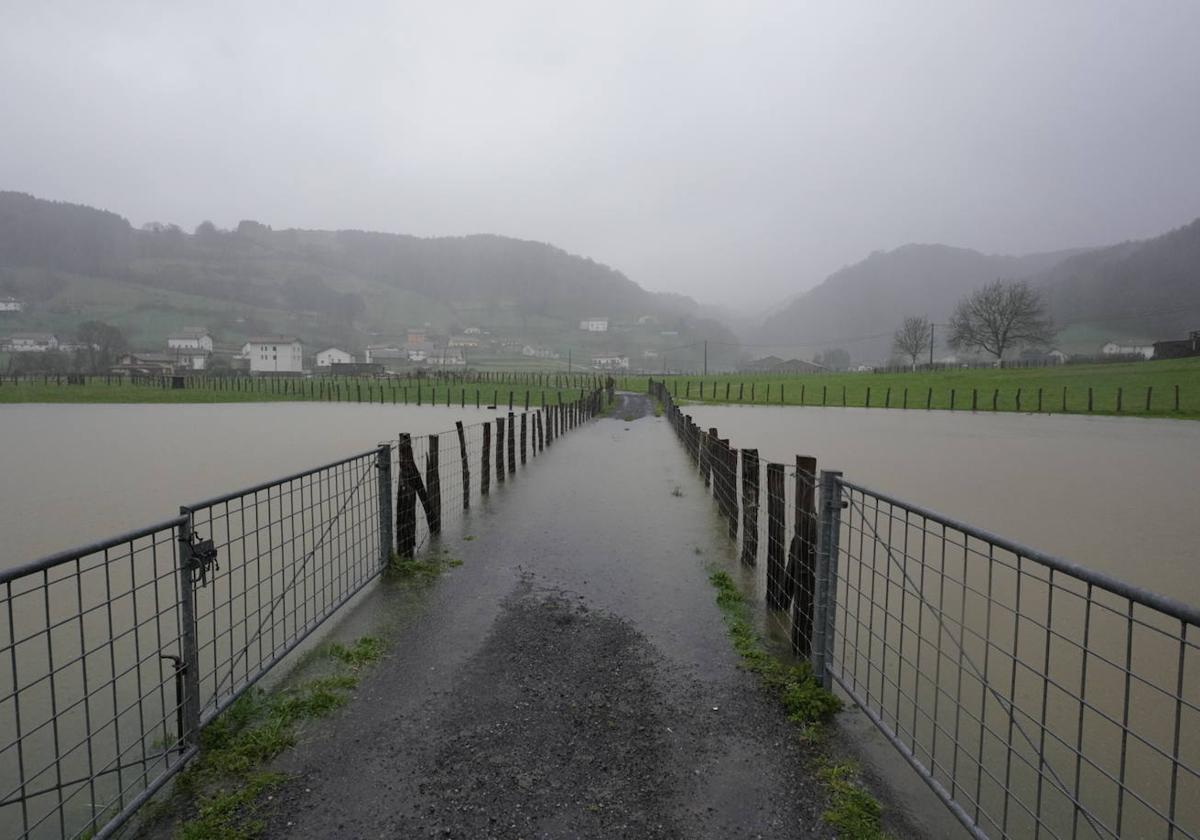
[251,393,837,839]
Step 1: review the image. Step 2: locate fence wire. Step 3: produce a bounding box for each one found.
[0,520,193,840]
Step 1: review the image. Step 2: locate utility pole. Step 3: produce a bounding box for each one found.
[703,340,708,377]
[929,322,935,367]
[567,348,571,373]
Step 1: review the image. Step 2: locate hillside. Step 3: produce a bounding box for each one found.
[1033,218,1200,346]
[0,191,738,368]
[759,245,1080,363]
[760,218,1200,364]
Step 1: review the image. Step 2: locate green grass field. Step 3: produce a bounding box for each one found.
[0,372,607,406]
[615,358,1200,420]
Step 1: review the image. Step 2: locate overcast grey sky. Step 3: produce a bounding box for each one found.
[2,1,1199,309]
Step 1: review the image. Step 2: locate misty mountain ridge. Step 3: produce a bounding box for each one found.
[760,221,1200,363]
[0,191,737,363]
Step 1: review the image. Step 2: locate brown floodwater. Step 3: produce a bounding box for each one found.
[0,403,487,567]
[683,404,1200,838]
[683,405,1200,605]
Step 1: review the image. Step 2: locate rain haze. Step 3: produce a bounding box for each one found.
[5,5,1200,840]
[3,1,1200,309]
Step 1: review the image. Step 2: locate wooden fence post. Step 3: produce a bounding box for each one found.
[789,456,818,656]
[765,463,787,610]
[496,417,506,482]
[455,421,470,509]
[481,423,491,496]
[1116,387,1123,412]
[722,439,738,540]
[520,412,527,464]
[507,412,516,474]
[425,434,442,534]
[395,434,427,556]
[740,449,760,566]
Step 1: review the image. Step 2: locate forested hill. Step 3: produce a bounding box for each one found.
[759,244,1079,363]
[0,191,736,361]
[1031,218,1200,342]
[760,217,1200,363]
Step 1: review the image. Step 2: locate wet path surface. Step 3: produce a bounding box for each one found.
[259,393,833,839]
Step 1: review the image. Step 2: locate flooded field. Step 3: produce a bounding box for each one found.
[0,402,488,567]
[683,404,1200,837]
[683,405,1200,606]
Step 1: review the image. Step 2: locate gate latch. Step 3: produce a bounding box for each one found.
[183,530,219,586]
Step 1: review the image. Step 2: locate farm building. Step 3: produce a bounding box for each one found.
[241,336,303,373]
[316,347,354,367]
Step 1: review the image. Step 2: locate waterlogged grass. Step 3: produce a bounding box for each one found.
[154,636,384,838]
[708,570,840,728]
[707,569,885,838]
[620,357,1200,420]
[385,547,462,581]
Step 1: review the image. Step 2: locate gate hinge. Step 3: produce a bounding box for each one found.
[183,530,219,586]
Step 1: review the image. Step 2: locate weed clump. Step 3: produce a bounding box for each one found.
[707,568,883,838]
[820,763,885,839]
[168,636,385,838]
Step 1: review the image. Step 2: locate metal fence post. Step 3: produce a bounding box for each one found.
[812,470,843,690]
[175,509,202,748]
[376,443,394,566]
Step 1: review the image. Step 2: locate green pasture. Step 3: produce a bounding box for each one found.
[616,358,1200,420]
[0,372,607,406]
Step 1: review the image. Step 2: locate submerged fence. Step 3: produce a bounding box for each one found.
[649,378,1200,840]
[0,387,609,840]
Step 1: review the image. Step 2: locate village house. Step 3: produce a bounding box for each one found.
[591,354,629,370]
[4,332,58,352]
[1101,341,1154,359]
[636,314,658,326]
[463,326,484,335]
[365,344,406,366]
[406,328,427,347]
[1153,330,1200,359]
[0,297,23,312]
[240,336,303,373]
[165,328,212,370]
[406,342,435,362]
[166,328,214,353]
[433,348,466,367]
[521,344,559,359]
[448,335,480,348]
[579,317,609,332]
[113,352,176,376]
[316,347,354,367]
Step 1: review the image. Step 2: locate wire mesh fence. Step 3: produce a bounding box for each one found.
[649,377,1200,840]
[0,520,193,840]
[832,481,1200,840]
[0,388,609,840]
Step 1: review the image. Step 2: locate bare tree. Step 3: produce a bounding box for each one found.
[947,279,1053,360]
[892,315,930,369]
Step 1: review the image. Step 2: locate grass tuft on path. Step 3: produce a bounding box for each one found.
[707,568,885,838]
[162,636,385,839]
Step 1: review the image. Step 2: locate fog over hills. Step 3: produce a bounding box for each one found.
[0,191,738,367]
[759,219,1200,364]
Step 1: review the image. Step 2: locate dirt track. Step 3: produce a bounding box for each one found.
[253,393,836,838]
